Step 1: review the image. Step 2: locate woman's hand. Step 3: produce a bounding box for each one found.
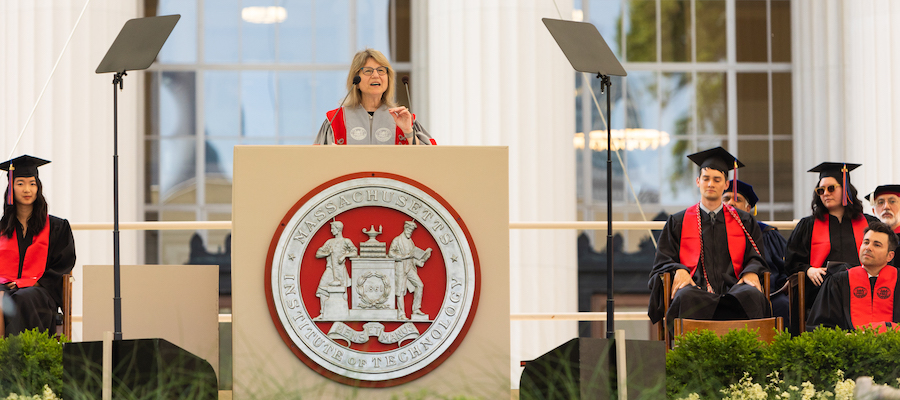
[387,106,414,134]
[807,266,827,286]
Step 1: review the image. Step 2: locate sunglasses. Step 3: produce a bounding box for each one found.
[815,184,841,196]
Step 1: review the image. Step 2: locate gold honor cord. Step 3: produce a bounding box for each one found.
[7,0,93,159]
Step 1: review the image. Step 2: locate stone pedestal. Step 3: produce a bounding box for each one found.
[316,286,349,321]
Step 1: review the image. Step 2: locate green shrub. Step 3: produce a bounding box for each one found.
[668,326,900,399]
[0,329,66,397]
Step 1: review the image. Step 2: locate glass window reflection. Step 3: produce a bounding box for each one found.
[160,72,197,137]
[159,138,198,204]
[280,0,314,63]
[242,0,277,63]
[660,72,692,137]
[660,0,691,62]
[156,0,197,64]
[240,71,278,137]
[205,71,240,137]
[588,0,622,58]
[624,0,657,62]
[357,0,391,59]
[625,71,658,129]
[204,0,239,63]
[315,0,351,63]
[695,72,725,136]
[696,0,726,62]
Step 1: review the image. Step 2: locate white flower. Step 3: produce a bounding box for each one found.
[834,379,855,400]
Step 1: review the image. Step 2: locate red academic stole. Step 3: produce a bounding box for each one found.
[810,215,868,269]
[848,266,897,332]
[325,107,420,145]
[0,217,50,288]
[680,204,747,277]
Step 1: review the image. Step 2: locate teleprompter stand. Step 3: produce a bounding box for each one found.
[62,15,216,399]
[531,19,663,400]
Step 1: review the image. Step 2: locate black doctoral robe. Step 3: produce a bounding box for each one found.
[785,214,880,275]
[2,215,76,335]
[648,207,769,324]
[806,267,900,331]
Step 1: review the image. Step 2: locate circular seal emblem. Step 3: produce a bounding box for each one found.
[878,287,892,300]
[350,127,368,141]
[265,172,480,387]
[854,286,868,299]
[374,128,393,142]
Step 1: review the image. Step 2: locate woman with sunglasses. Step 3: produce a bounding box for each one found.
[785,162,878,329]
[314,48,434,145]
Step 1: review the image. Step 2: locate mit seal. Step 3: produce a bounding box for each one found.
[265,172,480,386]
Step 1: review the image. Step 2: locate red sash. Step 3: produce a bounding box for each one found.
[0,217,50,288]
[810,215,868,268]
[894,225,900,235]
[325,107,417,145]
[849,266,897,331]
[680,204,746,277]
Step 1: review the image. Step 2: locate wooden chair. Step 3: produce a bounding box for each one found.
[55,273,73,339]
[770,271,806,335]
[656,271,772,348]
[674,317,784,343]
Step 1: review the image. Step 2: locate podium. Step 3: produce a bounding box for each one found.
[231,146,510,398]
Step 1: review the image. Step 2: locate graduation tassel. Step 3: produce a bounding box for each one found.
[732,160,738,201]
[842,165,851,206]
[753,205,757,217]
[5,163,13,206]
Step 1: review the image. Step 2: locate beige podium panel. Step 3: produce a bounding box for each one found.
[232,146,510,399]
[82,265,220,378]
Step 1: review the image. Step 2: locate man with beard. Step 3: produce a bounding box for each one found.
[866,185,900,266]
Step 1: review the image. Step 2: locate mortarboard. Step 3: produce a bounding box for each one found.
[1,155,51,205]
[687,147,745,174]
[808,162,860,207]
[725,179,759,215]
[865,184,900,202]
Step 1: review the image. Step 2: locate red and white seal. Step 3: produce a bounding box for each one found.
[265,172,480,387]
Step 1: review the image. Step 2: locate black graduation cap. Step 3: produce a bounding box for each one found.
[808,162,861,183]
[865,184,900,202]
[1,155,51,179]
[725,179,760,207]
[687,146,744,174]
[1,155,50,206]
[808,162,860,206]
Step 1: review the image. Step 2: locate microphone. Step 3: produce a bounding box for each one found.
[401,76,418,145]
[328,76,361,145]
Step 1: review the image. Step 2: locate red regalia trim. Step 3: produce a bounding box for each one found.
[0,216,50,287]
[325,107,416,145]
[810,215,868,269]
[849,265,897,331]
[680,204,746,277]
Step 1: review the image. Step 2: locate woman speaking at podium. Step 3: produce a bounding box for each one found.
[0,155,76,337]
[314,48,435,145]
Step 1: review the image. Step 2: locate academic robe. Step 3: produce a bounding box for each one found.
[761,222,791,326]
[314,105,435,145]
[648,206,769,325]
[0,215,76,336]
[784,213,879,308]
[806,266,900,331]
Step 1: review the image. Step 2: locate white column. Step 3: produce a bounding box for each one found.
[793,0,900,214]
[423,0,577,388]
[0,0,141,340]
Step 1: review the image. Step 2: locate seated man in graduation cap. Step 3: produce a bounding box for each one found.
[806,221,900,332]
[648,147,769,328]
[0,155,76,337]
[723,179,790,325]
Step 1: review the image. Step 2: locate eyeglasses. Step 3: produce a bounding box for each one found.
[359,67,389,76]
[815,184,841,196]
[875,198,900,207]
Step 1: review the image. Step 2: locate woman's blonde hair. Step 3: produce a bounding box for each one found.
[342,48,397,108]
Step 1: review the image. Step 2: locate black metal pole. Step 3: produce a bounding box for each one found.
[601,74,614,339]
[112,71,125,341]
